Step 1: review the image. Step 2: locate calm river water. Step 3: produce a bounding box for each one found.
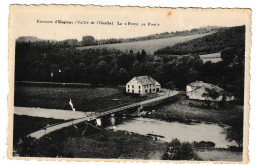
[107,117,237,148]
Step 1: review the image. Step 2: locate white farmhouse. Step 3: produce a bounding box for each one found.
[126,76,161,95]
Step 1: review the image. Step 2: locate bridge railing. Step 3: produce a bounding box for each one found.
[92,102,140,117]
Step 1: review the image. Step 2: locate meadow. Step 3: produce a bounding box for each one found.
[14,84,151,112]
[150,92,243,125]
[77,32,215,55]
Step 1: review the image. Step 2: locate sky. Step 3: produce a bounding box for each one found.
[10,6,250,41]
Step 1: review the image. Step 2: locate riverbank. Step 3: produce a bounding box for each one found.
[14,124,167,159]
[143,92,243,126]
[196,148,242,162]
[14,120,242,161]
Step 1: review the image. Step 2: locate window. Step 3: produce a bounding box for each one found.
[153,89,155,91]
[139,90,140,93]
[128,89,130,92]
[132,90,134,93]
[132,85,134,88]
[139,86,140,89]
[128,85,129,88]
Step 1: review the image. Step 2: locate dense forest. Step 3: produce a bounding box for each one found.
[154,26,245,55]
[15,25,245,103]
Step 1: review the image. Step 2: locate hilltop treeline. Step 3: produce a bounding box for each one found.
[155,26,245,55]
[15,35,245,103]
[17,26,219,47]
[82,27,218,46]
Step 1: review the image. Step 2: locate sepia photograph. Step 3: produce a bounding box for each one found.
[8,5,251,163]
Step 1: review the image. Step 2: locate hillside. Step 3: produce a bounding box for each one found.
[154,26,245,55]
[17,36,57,43]
[77,31,216,55]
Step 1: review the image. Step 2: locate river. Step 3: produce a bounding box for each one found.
[14,106,237,148]
[107,117,237,148]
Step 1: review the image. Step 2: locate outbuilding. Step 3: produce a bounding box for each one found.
[186,81,234,102]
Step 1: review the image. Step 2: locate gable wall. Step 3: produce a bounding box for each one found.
[126,78,143,94]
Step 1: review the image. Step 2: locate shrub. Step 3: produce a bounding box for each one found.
[192,141,215,149]
[162,139,196,160]
[228,146,243,152]
[14,136,38,157]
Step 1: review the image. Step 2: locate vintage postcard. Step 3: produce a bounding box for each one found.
[8,5,251,163]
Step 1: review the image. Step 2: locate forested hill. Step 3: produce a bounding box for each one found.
[154,26,245,55]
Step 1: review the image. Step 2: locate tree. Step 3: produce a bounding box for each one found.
[136,50,146,61]
[225,114,243,148]
[117,68,130,84]
[221,47,245,66]
[162,139,195,160]
[82,36,96,46]
[96,61,109,75]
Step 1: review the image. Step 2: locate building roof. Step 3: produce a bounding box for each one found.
[187,81,232,97]
[188,81,221,90]
[134,76,159,85]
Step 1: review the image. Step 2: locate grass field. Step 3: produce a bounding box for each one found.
[13,115,65,145]
[196,149,242,162]
[77,32,215,55]
[150,92,243,125]
[15,84,153,112]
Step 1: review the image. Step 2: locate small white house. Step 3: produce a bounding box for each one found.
[126,76,161,95]
[186,81,234,102]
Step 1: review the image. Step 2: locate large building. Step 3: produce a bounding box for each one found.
[126,76,161,95]
[186,81,234,102]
